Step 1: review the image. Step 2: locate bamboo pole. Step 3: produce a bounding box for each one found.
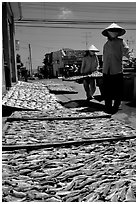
[7,114,111,122]
[2,135,136,151]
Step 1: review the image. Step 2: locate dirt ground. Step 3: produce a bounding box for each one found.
[41,78,136,129]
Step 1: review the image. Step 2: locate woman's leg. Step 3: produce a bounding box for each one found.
[89,78,96,97]
[103,74,112,113]
[113,73,123,109]
[83,79,91,99]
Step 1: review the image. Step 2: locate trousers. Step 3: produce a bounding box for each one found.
[83,78,96,98]
[103,73,123,112]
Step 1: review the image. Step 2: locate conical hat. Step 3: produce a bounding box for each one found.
[102,23,126,37]
[88,44,99,52]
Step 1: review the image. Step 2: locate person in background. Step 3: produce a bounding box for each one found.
[80,45,99,101]
[102,23,132,114]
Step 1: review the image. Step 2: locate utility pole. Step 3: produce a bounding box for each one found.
[85,32,89,50]
[28,43,32,76]
[82,32,92,50]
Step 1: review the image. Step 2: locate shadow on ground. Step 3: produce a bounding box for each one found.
[2,105,39,117]
[125,101,136,108]
[2,105,19,117]
[60,99,105,112]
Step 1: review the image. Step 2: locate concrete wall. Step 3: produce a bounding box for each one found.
[2,55,6,94]
[2,2,18,93]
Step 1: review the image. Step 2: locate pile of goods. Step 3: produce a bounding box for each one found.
[2,81,62,111]
[2,80,136,202]
[3,117,135,146]
[63,71,103,82]
[2,140,136,202]
[45,84,77,94]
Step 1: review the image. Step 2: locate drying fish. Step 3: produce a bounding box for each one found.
[17,175,30,181]
[3,116,135,146]
[105,190,117,201]
[110,193,118,202]
[2,186,12,196]
[2,103,136,203]
[125,185,136,202]
[114,179,130,189]
[16,163,32,170]
[27,190,40,200]
[74,177,96,190]
[56,190,72,196]
[34,192,50,200]
[44,196,62,202]
[3,180,17,187]
[19,168,32,175]
[102,183,111,197]
[14,181,32,192]
[64,194,80,202]
[40,179,57,187]
[10,189,26,198]
[82,191,97,202]
[117,185,127,201]
[86,194,100,202]
[3,194,27,202]
[62,180,76,191]
[29,171,47,178]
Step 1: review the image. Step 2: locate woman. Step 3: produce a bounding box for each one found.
[80,45,99,101]
[102,23,132,114]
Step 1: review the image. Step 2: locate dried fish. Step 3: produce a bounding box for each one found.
[65,194,80,202]
[2,186,12,196]
[40,179,57,187]
[116,185,127,201]
[88,194,101,202]
[3,195,27,202]
[125,185,136,202]
[56,190,72,196]
[17,175,31,181]
[16,163,32,170]
[14,181,32,192]
[62,180,76,191]
[33,192,50,200]
[10,189,26,198]
[45,197,62,202]
[110,193,118,202]
[2,113,136,203]
[4,180,17,187]
[102,183,111,197]
[82,191,97,202]
[27,190,40,200]
[74,177,96,190]
[19,169,32,175]
[105,190,117,201]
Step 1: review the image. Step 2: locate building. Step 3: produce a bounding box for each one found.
[51,49,103,77]
[2,2,21,93]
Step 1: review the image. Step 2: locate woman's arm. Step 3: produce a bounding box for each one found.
[95,55,100,70]
[122,39,133,60]
[80,58,85,74]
